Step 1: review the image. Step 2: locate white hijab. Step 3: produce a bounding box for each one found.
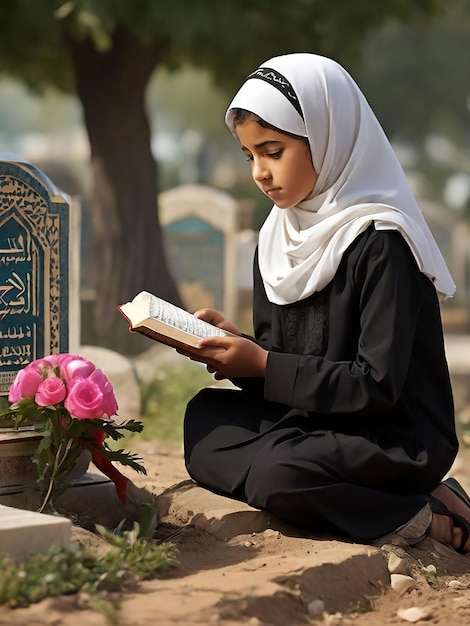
[225,53,455,305]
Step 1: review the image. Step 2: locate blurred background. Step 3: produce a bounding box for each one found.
[1,0,469,443]
[0,0,469,345]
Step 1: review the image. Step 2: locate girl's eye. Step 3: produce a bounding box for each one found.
[244,154,254,162]
[268,150,283,159]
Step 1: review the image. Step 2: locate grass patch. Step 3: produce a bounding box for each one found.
[0,507,174,609]
[139,361,213,444]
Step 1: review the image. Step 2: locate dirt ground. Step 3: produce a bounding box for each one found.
[1,440,470,626]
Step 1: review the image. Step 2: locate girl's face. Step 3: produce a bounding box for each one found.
[235,120,317,209]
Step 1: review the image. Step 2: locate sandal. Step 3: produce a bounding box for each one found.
[442,477,470,507]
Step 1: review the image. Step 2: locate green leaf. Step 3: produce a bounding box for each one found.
[95,445,147,475]
[0,396,11,415]
[86,418,144,442]
[7,400,56,428]
[34,434,52,454]
[66,417,88,437]
[95,524,126,547]
[137,503,158,540]
[31,435,52,480]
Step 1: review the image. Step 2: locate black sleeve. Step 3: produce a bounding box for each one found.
[263,231,428,414]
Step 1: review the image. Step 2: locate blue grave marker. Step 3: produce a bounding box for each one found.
[159,184,240,320]
[0,155,70,395]
[163,216,225,312]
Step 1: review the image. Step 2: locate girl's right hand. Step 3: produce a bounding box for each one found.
[194,308,241,336]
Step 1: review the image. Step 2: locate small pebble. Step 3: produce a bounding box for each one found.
[307,598,325,616]
[422,564,437,574]
[397,606,433,622]
[388,553,408,575]
[447,579,467,589]
[391,573,416,594]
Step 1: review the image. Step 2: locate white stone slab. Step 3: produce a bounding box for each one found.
[0,504,72,560]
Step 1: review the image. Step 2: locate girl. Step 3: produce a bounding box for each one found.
[182,53,470,553]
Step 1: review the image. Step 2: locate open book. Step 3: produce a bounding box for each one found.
[117,291,232,351]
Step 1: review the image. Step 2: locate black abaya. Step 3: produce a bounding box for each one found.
[184,227,458,542]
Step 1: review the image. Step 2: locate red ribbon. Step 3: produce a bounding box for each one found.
[80,427,129,503]
[90,448,129,503]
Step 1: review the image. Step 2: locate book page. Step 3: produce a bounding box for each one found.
[149,294,226,340]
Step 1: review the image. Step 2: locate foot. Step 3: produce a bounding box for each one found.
[430,484,470,553]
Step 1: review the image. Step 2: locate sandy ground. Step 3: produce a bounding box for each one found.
[1,440,470,626]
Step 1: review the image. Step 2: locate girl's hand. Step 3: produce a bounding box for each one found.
[195,335,268,380]
[194,308,241,336]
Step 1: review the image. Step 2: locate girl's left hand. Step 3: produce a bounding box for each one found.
[188,335,268,380]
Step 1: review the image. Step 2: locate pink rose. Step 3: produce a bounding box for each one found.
[43,353,76,366]
[35,377,67,407]
[89,369,118,417]
[65,377,105,419]
[59,355,95,382]
[20,357,55,378]
[41,355,62,368]
[8,366,43,402]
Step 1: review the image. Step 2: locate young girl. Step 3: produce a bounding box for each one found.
[182,53,470,553]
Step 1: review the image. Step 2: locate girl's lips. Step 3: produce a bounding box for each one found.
[265,188,281,197]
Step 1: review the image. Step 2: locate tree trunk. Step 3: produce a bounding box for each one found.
[66,29,182,354]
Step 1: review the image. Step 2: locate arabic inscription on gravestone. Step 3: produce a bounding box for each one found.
[0,157,70,395]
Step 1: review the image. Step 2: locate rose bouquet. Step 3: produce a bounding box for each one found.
[2,353,146,513]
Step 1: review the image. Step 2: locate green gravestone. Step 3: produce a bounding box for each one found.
[0,155,70,396]
[159,184,239,320]
[164,216,225,311]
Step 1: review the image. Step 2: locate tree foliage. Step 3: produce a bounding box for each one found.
[354,0,470,145]
[0,0,452,93]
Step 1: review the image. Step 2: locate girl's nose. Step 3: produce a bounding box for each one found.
[252,159,270,182]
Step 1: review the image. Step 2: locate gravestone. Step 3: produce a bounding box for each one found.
[159,184,240,320]
[0,157,154,532]
[0,154,80,395]
[0,154,81,495]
